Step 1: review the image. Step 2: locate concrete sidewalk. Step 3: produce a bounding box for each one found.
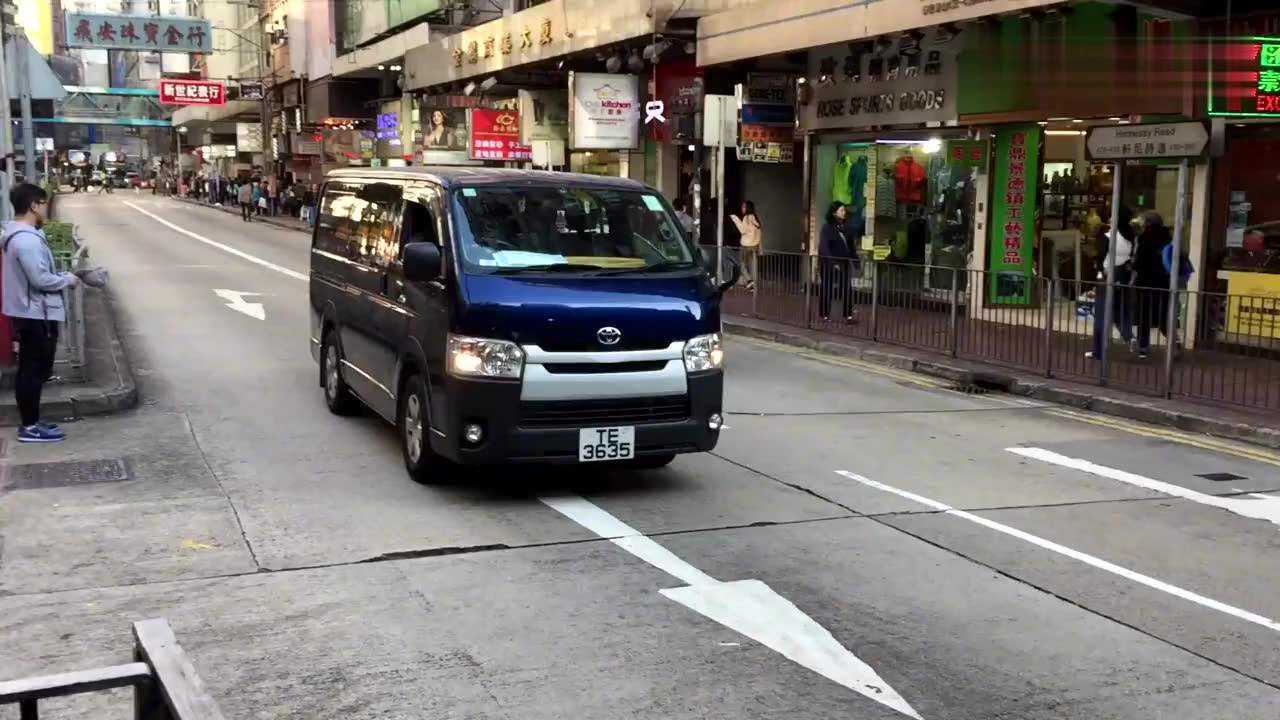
[726,314,1280,450]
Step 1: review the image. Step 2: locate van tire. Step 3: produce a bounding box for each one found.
[400,374,444,484]
[321,332,359,415]
[629,454,675,470]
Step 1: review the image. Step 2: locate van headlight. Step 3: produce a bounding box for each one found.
[447,334,524,379]
[683,333,724,372]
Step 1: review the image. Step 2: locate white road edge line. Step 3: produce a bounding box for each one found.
[123,200,308,282]
[834,470,1280,634]
[1006,447,1280,529]
[539,493,922,719]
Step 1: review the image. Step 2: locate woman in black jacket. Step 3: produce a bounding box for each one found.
[1132,210,1174,358]
[818,201,857,322]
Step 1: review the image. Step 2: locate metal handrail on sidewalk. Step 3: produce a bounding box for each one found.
[0,618,227,720]
[710,246,1279,412]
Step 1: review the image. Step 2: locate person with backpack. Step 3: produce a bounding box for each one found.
[2,183,80,442]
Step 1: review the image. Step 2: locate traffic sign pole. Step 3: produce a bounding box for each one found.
[1100,163,1123,386]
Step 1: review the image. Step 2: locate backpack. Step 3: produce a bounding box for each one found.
[1161,244,1194,287]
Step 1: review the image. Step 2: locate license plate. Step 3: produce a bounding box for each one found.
[578,426,635,462]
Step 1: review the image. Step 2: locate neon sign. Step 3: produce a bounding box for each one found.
[1209,38,1280,117]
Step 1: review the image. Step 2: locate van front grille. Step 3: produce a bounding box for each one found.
[542,361,669,374]
[519,395,690,428]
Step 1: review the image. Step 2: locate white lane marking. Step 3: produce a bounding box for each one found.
[1247,493,1280,501]
[213,289,266,321]
[1007,447,1280,529]
[122,201,308,282]
[539,494,921,719]
[834,470,1280,634]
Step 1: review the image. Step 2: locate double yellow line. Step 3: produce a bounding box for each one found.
[1045,407,1280,468]
[734,336,949,389]
[736,336,1280,466]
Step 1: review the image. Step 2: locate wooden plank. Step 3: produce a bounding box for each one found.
[0,662,151,703]
[132,619,226,720]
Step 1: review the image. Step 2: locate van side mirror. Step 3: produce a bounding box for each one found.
[404,242,442,282]
[700,247,741,294]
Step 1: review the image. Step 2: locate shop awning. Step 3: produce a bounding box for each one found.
[172,100,260,128]
[4,36,65,101]
[404,0,657,91]
[696,0,1064,67]
[334,22,430,78]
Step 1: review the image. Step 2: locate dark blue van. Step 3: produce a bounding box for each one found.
[309,168,737,482]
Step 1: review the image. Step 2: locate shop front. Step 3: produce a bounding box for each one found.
[803,30,977,287]
[1207,26,1280,343]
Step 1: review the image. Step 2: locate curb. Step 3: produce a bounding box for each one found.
[0,286,139,425]
[175,197,309,235]
[724,318,1280,451]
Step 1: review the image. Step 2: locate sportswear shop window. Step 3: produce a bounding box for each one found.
[804,33,981,286]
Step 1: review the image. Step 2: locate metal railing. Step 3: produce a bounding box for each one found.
[51,232,88,383]
[711,246,1280,412]
[0,618,226,720]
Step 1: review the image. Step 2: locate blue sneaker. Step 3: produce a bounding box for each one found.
[38,421,59,432]
[18,425,65,443]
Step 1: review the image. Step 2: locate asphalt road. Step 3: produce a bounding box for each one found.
[3,192,1280,719]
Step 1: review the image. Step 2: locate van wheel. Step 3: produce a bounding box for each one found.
[629,454,675,470]
[400,374,444,484]
[322,333,359,415]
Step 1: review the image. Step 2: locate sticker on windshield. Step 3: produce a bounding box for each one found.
[641,195,665,212]
[462,188,477,197]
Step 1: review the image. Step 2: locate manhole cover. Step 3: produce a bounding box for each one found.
[1196,472,1247,482]
[3,459,130,491]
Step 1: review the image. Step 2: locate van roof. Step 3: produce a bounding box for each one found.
[325,166,652,192]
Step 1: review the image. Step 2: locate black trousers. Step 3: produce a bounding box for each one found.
[819,259,855,319]
[241,202,253,221]
[14,318,59,427]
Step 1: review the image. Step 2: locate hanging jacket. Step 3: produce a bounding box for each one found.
[2,221,76,322]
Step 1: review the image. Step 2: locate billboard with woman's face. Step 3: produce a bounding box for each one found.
[420,106,469,151]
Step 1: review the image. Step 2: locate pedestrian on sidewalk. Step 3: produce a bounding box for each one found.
[729,200,762,291]
[2,183,79,443]
[818,201,857,323]
[1132,210,1174,359]
[238,181,254,222]
[1087,205,1135,360]
[251,181,263,216]
[673,199,695,235]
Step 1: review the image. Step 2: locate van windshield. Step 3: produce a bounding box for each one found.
[452,186,696,274]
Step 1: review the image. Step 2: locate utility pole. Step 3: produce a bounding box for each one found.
[0,0,17,219]
[16,32,34,184]
[257,3,272,181]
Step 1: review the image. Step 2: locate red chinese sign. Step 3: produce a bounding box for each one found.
[470,109,531,161]
[159,79,226,106]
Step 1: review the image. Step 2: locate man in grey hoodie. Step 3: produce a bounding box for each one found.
[3,183,79,442]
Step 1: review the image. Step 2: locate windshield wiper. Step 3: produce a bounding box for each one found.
[599,260,696,275]
[489,263,608,275]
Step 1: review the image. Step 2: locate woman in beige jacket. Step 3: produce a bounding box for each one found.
[730,200,762,289]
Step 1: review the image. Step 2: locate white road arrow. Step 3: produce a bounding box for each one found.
[540,494,922,719]
[213,289,265,320]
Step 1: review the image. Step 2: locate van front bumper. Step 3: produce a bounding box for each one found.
[429,371,723,465]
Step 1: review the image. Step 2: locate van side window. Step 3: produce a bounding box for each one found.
[316,182,358,258]
[401,200,437,249]
[357,182,403,269]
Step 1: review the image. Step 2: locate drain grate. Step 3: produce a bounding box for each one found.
[3,458,131,491]
[941,383,989,395]
[1196,472,1247,483]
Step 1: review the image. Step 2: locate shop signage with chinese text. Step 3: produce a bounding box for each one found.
[945,140,987,170]
[1085,122,1208,161]
[737,142,793,164]
[470,108,531,161]
[801,33,958,131]
[237,81,264,101]
[988,124,1042,306]
[569,72,640,150]
[1209,39,1280,117]
[64,12,212,53]
[744,73,792,106]
[159,79,225,106]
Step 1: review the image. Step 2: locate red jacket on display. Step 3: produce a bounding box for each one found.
[894,156,926,205]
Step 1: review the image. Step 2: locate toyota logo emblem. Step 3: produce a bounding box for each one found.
[597,326,622,345]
